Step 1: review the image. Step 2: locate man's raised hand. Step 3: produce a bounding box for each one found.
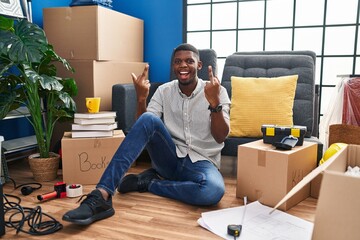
[204,65,221,107]
[132,64,150,103]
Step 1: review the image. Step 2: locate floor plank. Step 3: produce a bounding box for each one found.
[2,158,317,239]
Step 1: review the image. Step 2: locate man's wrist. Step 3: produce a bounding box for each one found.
[208,104,222,113]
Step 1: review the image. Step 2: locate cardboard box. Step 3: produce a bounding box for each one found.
[56,60,148,112]
[236,140,317,211]
[310,173,322,198]
[312,145,360,240]
[61,130,125,185]
[43,6,143,61]
[261,124,307,146]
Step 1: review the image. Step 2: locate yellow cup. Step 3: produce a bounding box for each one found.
[86,97,101,113]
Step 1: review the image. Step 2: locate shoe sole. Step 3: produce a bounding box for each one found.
[62,208,115,225]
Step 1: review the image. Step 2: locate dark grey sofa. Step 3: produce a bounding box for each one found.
[112,50,322,162]
[220,51,321,159]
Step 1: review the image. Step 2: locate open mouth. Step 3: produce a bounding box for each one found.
[178,71,189,80]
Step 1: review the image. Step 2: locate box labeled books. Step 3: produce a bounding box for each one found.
[61,130,125,184]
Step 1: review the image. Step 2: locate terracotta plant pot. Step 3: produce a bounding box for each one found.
[28,152,60,182]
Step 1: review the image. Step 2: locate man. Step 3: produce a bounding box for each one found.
[62,43,231,225]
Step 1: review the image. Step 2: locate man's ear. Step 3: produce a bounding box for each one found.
[197,61,203,70]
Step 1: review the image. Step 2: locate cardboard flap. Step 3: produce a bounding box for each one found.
[270,144,349,213]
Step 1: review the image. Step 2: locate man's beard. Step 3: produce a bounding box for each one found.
[178,79,193,86]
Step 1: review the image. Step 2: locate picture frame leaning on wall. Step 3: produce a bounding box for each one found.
[0,0,25,18]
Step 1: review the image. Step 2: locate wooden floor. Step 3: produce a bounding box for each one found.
[2,157,317,240]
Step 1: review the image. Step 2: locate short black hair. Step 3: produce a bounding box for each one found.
[173,43,199,59]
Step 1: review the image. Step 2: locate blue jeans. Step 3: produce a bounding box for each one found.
[97,112,225,206]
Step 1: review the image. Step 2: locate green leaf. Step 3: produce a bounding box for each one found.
[23,63,41,84]
[1,19,48,63]
[39,75,63,91]
[0,91,17,119]
[0,16,14,31]
[46,47,75,73]
[61,78,78,97]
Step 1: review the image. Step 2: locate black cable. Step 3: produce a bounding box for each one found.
[3,193,63,235]
[5,177,42,196]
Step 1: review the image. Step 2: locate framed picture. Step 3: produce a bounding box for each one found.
[0,0,25,18]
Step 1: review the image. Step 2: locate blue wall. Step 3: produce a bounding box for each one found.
[0,0,183,141]
[114,0,183,82]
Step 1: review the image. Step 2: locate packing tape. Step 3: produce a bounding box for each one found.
[66,184,83,198]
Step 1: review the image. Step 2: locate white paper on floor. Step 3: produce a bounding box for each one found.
[197,201,313,240]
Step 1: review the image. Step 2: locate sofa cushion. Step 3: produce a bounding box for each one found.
[229,75,298,137]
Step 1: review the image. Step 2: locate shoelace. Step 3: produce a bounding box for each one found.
[76,193,99,207]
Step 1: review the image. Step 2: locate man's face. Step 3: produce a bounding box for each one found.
[173,50,202,86]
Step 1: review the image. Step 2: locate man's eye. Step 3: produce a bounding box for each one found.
[174,59,195,65]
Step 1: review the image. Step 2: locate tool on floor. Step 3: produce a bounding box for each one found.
[66,184,83,198]
[37,182,67,201]
[227,196,247,239]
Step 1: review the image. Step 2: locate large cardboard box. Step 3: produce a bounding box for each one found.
[61,130,125,185]
[310,173,322,198]
[237,140,317,211]
[56,60,147,112]
[43,6,143,61]
[312,145,360,240]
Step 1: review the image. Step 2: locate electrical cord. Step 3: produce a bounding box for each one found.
[2,177,63,235]
[3,193,63,235]
[6,176,42,196]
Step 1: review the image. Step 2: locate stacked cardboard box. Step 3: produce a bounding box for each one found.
[43,5,146,112]
[43,6,143,181]
[43,6,146,150]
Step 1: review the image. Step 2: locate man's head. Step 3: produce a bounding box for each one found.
[172,43,202,87]
[173,43,200,60]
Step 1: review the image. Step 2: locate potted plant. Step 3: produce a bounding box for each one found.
[0,16,77,181]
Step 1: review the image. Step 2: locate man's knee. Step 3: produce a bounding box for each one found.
[137,112,162,125]
[194,182,225,206]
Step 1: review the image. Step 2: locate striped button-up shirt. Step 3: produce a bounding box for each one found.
[147,79,231,168]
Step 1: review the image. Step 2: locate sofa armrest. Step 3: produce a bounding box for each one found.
[112,84,137,133]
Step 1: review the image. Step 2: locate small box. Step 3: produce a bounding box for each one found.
[61,130,125,185]
[43,6,143,61]
[312,145,360,240]
[261,124,307,146]
[56,60,148,112]
[236,140,317,211]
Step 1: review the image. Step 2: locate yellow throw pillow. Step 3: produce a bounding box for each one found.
[229,75,298,137]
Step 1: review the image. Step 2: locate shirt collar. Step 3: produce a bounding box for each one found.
[176,78,204,98]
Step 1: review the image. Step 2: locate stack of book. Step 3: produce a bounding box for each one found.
[71,111,117,138]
